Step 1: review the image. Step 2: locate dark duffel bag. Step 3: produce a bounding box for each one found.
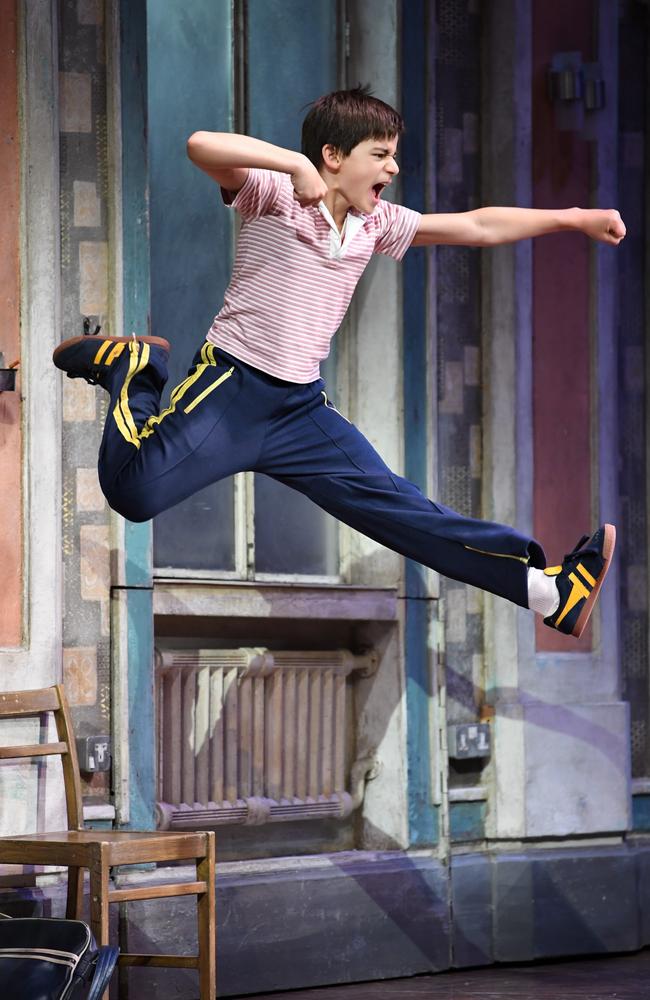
[0,915,118,999]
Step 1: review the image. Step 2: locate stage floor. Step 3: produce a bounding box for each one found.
[240,949,650,999]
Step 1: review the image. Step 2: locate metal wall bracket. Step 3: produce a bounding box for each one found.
[547,51,605,138]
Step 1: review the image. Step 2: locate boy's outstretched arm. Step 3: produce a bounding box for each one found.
[187,131,327,205]
[410,206,626,248]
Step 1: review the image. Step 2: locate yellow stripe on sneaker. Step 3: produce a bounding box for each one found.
[554,571,591,628]
[105,342,126,366]
[92,340,113,365]
[576,562,597,587]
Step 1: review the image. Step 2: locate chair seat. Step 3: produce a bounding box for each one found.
[0,829,209,866]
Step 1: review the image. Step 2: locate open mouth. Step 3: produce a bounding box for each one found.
[371,182,386,203]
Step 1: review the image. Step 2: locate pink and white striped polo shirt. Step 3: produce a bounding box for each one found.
[206,167,421,383]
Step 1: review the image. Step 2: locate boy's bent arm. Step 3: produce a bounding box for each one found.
[187,130,307,191]
[411,206,626,247]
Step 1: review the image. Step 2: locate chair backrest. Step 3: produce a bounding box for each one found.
[0,685,83,831]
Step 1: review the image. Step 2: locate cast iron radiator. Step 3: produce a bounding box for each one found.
[155,648,377,829]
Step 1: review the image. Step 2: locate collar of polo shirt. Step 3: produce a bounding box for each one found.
[317,201,368,260]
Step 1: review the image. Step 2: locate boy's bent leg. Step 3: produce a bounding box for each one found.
[54,332,172,511]
[55,337,256,521]
[96,338,173,507]
[98,342,255,521]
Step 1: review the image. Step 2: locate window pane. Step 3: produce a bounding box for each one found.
[247,0,338,151]
[254,475,339,576]
[148,0,236,571]
[154,481,235,572]
[247,0,339,578]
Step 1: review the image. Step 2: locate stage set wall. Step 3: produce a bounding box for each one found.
[0,0,648,996]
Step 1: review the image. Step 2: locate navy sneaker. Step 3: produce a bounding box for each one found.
[53,324,170,388]
[543,524,616,638]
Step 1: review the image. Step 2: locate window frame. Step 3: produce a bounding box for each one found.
[153,0,351,587]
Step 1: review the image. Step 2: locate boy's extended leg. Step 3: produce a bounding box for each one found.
[257,384,614,638]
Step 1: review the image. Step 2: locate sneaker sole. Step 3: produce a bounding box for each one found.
[53,334,170,368]
[571,522,616,638]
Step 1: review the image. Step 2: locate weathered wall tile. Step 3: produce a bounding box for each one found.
[80,524,110,602]
[62,377,96,422]
[76,467,104,512]
[63,646,98,706]
[79,241,108,315]
[77,0,103,25]
[439,361,464,415]
[73,180,101,227]
[59,71,92,133]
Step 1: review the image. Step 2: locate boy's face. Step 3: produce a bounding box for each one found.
[321,135,400,214]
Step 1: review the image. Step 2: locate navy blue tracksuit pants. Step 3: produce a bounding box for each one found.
[98,339,546,607]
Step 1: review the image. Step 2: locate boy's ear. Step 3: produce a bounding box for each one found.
[321,144,343,170]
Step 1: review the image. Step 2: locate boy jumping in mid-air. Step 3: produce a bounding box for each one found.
[53,87,624,637]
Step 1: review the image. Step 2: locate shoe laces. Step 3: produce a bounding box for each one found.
[563,533,597,562]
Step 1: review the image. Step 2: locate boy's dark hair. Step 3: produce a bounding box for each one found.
[301,84,405,168]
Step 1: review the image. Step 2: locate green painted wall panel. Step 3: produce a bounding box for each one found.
[632,794,650,831]
[405,597,439,846]
[119,0,155,829]
[126,587,156,829]
[449,801,486,843]
[402,0,438,847]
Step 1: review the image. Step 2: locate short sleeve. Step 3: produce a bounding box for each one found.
[373,200,422,260]
[220,167,288,222]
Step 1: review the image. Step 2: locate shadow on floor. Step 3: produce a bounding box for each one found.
[237,948,650,1000]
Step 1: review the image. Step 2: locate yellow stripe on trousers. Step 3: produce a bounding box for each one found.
[112,342,235,449]
[463,544,530,565]
[183,366,234,413]
[112,341,151,449]
[139,343,214,440]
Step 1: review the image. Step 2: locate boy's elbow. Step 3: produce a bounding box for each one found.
[186,131,207,162]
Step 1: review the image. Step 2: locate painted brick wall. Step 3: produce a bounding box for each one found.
[58,0,112,803]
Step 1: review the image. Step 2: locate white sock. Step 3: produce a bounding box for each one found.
[527,567,560,617]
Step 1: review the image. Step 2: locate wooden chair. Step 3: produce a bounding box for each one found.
[0,685,215,999]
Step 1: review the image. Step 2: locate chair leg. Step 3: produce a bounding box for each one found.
[89,844,111,1000]
[66,865,84,920]
[196,831,216,1000]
